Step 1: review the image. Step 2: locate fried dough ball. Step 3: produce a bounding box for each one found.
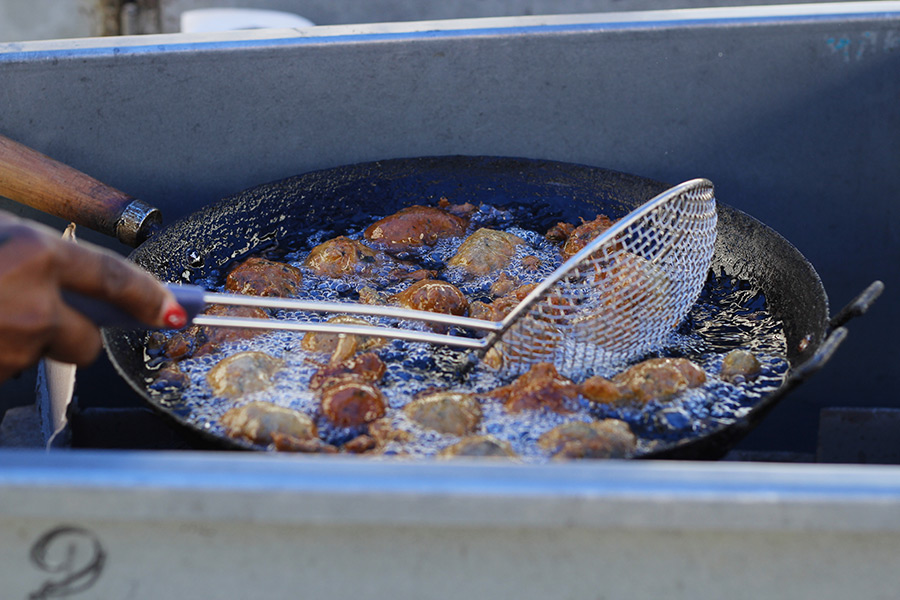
[164,304,270,360]
[343,434,378,454]
[320,379,386,428]
[446,228,525,277]
[439,435,517,458]
[393,279,468,317]
[368,417,415,448]
[225,256,303,297]
[403,391,482,436]
[312,351,388,428]
[309,351,387,391]
[562,215,616,258]
[304,236,383,278]
[301,315,385,363]
[489,273,519,297]
[520,255,542,271]
[270,434,339,453]
[580,357,706,406]
[364,205,468,255]
[481,347,505,370]
[468,283,537,322]
[488,362,579,414]
[390,268,438,282]
[546,221,575,243]
[719,349,762,383]
[437,197,477,218]
[206,351,283,398]
[149,361,189,393]
[538,419,637,459]
[221,401,331,452]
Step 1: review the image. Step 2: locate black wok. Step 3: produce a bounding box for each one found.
[0,137,878,458]
[102,156,877,459]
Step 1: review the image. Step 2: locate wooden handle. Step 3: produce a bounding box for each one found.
[0,133,161,246]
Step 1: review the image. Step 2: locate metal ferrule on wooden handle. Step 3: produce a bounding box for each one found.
[0,133,161,246]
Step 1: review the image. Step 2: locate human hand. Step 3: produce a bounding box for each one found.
[0,211,185,381]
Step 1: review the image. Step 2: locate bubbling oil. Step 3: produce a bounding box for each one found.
[150,201,789,460]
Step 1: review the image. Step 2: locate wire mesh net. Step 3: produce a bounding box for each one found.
[490,179,717,380]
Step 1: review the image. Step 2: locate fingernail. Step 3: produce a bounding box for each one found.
[162,302,188,329]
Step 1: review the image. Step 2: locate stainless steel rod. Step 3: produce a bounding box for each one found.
[202,291,503,332]
[191,315,489,349]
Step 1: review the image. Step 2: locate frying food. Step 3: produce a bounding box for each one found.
[560,214,616,258]
[368,417,415,448]
[538,419,637,459]
[580,357,706,406]
[446,228,525,277]
[488,362,580,414]
[207,351,283,398]
[164,304,269,360]
[309,351,386,391]
[149,197,786,461]
[393,279,468,317]
[364,205,468,255]
[469,283,537,322]
[403,391,482,436]
[320,378,386,428]
[221,400,332,451]
[301,315,385,363]
[225,256,303,297]
[719,349,762,383]
[312,351,388,428]
[439,435,518,459]
[305,236,384,278]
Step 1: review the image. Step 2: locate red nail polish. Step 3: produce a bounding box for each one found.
[163,303,188,329]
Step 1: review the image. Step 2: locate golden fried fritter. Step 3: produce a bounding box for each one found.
[538,419,637,459]
[225,256,302,297]
[364,205,468,254]
[580,357,706,406]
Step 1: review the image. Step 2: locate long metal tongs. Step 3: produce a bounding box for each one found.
[162,179,717,378]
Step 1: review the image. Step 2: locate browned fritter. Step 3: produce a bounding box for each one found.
[436,197,477,218]
[538,419,637,459]
[487,362,579,414]
[225,256,303,297]
[320,379,386,428]
[439,435,517,458]
[309,351,387,391]
[221,401,318,447]
[206,351,283,398]
[403,391,482,436]
[545,221,576,243]
[719,349,762,383]
[468,283,537,322]
[368,417,415,448]
[446,228,525,277]
[304,236,383,278]
[393,279,468,317]
[580,357,706,406]
[364,205,468,254]
[163,304,269,360]
[301,315,385,364]
[562,215,616,258]
[311,351,388,429]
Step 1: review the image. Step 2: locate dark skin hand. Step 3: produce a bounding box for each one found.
[0,211,184,382]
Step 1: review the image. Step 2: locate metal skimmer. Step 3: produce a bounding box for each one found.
[179,178,717,379]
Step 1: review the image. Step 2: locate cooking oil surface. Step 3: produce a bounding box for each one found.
[147,201,789,460]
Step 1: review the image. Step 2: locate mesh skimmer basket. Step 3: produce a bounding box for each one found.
[485,178,717,378]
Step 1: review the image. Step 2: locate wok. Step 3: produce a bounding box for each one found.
[0,137,880,459]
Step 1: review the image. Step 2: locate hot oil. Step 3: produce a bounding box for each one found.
[152,202,789,459]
